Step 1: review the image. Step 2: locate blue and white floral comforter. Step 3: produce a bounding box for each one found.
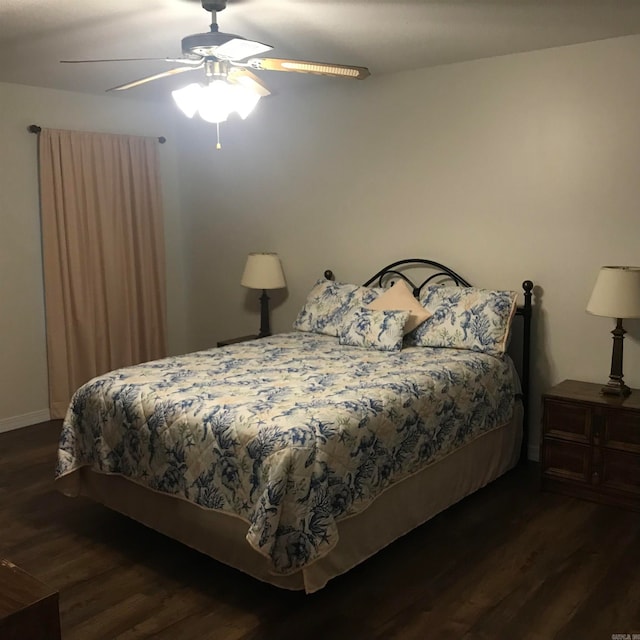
[56,332,518,575]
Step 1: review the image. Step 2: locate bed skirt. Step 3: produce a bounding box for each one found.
[55,405,522,594]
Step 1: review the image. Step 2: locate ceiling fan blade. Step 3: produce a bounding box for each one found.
[107,64,203,92]
[227,68,271,97]
[213,38,273,62]
[245,58,370,80]
[61,57,202,65]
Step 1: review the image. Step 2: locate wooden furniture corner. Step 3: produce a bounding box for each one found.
[0,559,61,640]
[541,379,640,511]
[216,334,259,347]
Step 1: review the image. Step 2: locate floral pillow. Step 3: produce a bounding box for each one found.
[367,279,431,334]
[338,307,410,352]
[407,286,518,355]
[293,279,384,337]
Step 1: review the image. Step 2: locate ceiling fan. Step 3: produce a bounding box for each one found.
[61,0,371,96]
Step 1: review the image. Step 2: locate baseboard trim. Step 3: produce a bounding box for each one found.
[0,409,51,434]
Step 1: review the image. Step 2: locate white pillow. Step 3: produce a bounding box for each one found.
[367,279,431,334]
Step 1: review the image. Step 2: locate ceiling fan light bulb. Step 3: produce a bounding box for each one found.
[198,104,230,123]
[232,85,261,119]
[198,80,233,123]
[172,83,202,118]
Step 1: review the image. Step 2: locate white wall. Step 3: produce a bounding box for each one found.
[2,35,639,456]
[0,82,189,431]
[176,35,640,459]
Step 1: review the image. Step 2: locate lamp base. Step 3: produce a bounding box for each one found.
[258,289,271,338]
[601,380,631,397]
[601,318,631,397]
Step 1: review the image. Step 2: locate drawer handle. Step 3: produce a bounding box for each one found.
[592,470,600,484]
[592,414,604,439]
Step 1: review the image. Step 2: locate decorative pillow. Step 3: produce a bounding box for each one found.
[338,307,410,352]
[407,286,518,355]
[293,279,384,337]
[367,279,431,334]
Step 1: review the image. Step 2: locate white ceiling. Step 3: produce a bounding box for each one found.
[2,0,640,103]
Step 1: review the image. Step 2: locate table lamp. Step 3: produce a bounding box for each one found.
[241,253,286,337]
[586,266,640,396]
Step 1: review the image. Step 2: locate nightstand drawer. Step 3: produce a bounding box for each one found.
[543,399,590,443]
[601,450,640,497]
[604,410,640,453]
[542,438,590,484]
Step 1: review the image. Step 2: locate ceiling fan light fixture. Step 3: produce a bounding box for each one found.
[171,82,202,118]
[233,85,261,120]
[197,80,233,123]
[173,79,262,124]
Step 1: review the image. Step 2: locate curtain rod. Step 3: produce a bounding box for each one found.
[27,124,166,144]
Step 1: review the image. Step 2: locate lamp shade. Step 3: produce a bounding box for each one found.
[586,266,640,318]
[241,253,286,290]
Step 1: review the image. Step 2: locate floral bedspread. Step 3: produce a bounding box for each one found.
[56,332,518,575]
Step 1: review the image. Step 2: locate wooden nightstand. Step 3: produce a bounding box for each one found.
[0,559,61,640]
[217,334,259,348]
[541,379,640,511]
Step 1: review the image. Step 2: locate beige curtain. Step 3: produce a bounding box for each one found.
[38,128,167,418]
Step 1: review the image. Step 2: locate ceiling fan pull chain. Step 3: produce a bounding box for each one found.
[216,122,222,150]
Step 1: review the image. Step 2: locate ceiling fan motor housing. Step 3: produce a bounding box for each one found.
[202,1,227,12]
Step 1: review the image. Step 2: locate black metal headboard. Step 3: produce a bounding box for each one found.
[325,258,534,463]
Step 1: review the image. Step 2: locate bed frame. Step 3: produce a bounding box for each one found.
[325,258,533,462]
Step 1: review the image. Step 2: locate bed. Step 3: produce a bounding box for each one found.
[55,258,534,593]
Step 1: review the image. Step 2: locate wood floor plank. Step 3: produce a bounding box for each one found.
[1,420,639,639]
[464,507,635,639]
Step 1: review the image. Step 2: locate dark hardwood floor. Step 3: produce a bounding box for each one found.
[1,420,638,639]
